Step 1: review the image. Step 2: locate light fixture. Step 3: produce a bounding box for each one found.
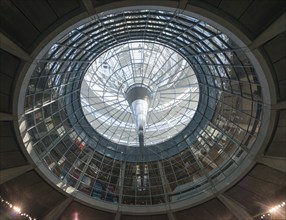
[0,195,36,220]
[13,205,21,213]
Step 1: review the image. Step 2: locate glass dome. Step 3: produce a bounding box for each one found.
[81,41,199,146]
[19,8,263,211]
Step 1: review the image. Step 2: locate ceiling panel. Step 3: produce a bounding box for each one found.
[0,50,21,78]
[0,170,67,218]
[249,164,286,186]
[0,121,14,137]
[239,0,286,38]
[47,0,82,18]
[0,0,40,49]
[0,151,28,169]
[12,0,58,32]
[219,0,253,19]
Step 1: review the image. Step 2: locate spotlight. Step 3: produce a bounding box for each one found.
[13,205,21,213]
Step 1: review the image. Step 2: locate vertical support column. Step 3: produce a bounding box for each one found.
[0,165,34,184]
[167,211,176,220]
[43,197,73,220]
[74,150,94,190]
[118,162,126,204]
[217,194,252,220]
[114,212,121,220]
[157,161,172,195]
[81,0,95,15]
[178,0,188,9]
[157,161,168,202]
[157,161,175,220]
[115,161,126,220]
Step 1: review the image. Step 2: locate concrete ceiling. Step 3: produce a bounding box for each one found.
[0,0,285,219]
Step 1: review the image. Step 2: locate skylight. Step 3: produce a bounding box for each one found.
[81,41,199,146]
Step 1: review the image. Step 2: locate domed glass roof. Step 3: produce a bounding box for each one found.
[19,8,263,212]
[81,41,199,146]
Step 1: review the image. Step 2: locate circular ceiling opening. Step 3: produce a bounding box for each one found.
[81,41,199,146]
[18,6,265,213]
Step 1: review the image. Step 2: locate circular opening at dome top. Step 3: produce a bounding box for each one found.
[80,41,199,146]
